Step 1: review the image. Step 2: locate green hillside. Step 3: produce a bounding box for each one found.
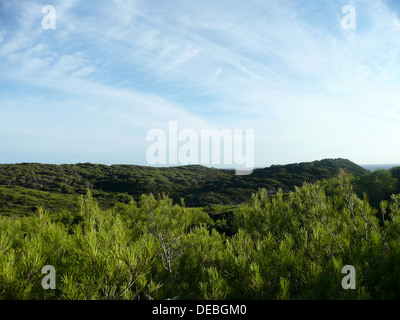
[0,158,368,216]
[3,170,400,300]
[3,160,400,300]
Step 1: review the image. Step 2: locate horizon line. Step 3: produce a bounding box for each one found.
[1,158,398,168]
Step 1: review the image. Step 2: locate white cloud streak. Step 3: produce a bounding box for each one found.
[1,0,400,165]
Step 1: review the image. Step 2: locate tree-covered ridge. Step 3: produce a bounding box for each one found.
[1,170,400,300]
[0,158,368,213]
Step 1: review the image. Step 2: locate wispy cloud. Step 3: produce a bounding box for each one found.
[1,0,400,165]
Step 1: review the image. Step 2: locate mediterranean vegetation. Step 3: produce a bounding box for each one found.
[1,158,400,299]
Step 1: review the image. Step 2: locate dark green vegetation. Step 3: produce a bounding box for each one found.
[0,158,367,216]
[1,159,400,300]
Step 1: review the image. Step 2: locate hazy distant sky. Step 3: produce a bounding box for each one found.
[1,0,400,167]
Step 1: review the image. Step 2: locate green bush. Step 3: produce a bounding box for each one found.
[2,170,400,299]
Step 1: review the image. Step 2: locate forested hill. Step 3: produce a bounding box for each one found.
[0,158,368,214]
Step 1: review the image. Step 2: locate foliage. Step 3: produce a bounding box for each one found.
[2,169,400,300]
[354,169,398,209]
[0,158,368,211]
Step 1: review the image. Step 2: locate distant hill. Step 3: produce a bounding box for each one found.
[361,164,400,172]
[0,158,368,215]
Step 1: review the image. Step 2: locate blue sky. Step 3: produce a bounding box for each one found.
[1,0,400,167]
